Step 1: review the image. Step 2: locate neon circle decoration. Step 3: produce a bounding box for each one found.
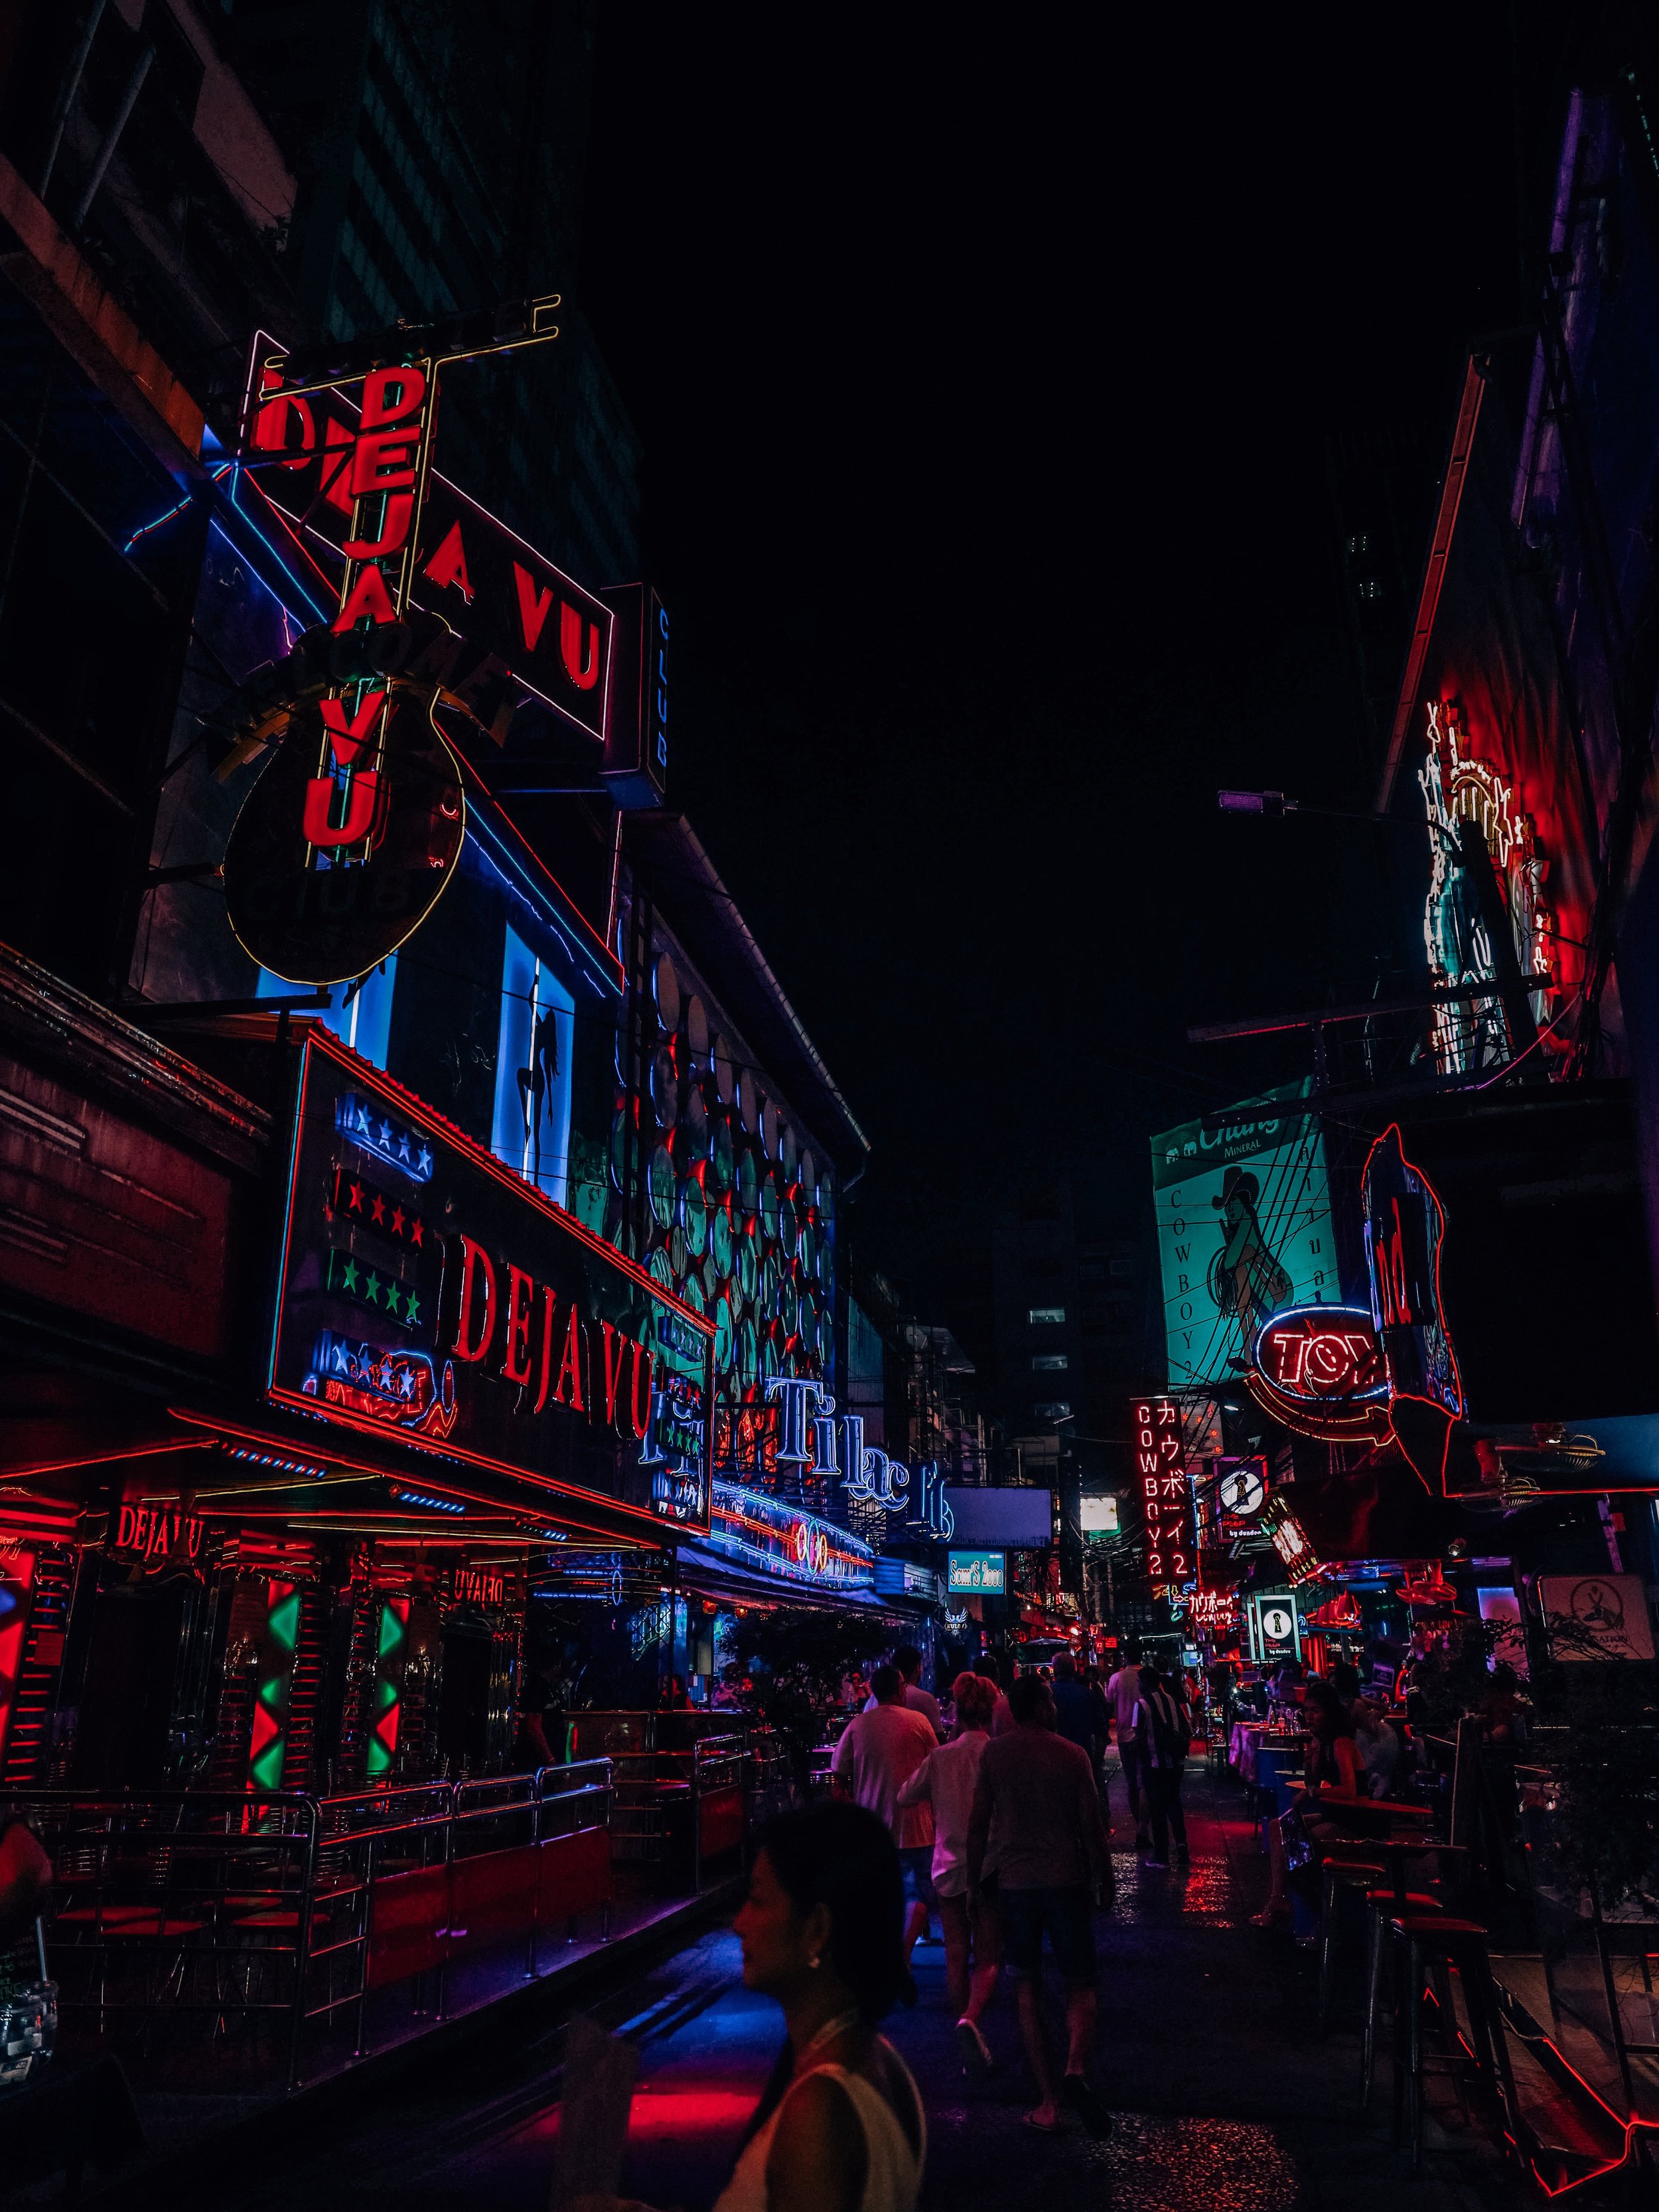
[682,1175,708,1259]
[647,1144,677,1229]
[1246,1301,1392,1442]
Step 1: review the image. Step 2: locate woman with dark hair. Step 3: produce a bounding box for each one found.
[713,1802,926,2212]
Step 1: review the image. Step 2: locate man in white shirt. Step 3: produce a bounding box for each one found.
[863,1643,944,1738]
[835,1661,939,1958]
[1106,1647,1149,1850]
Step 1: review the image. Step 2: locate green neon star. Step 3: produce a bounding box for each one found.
[341,1256,358,1292]
[365,1272,381,1305]
[385,1282,403,1320]
[404,1291,421,1328]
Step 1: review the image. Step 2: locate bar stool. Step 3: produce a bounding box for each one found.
[1358,1842,1469,2106]
[1388,1915,1522,2172]
[1315,1856,1386,2030]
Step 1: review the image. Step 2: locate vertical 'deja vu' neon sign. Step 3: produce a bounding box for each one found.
[224,305,569,987]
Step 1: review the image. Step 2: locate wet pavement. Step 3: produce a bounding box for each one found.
[145,1759,1536,2212]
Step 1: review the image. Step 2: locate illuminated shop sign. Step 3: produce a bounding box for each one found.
[1080,1496,1121,1540]
[450,1565,507,1609]
[269,1028,713,1534]
[1131,1395,1192,1591]
[1245,1303,1392,1443]
[112,1504,206,1562]
[705,1481,875,1590]
[1251,1591,1301,1662]
[754,1379,956,1540]
[947,1548,1007,1594]
[1187,1588,1239,1635]
[1260,1496,1323,1586]
[1151,1090,1334,1391]
[1419,700,1555,1076]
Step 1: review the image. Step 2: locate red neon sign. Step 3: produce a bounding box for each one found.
[1130,1394,1192,1589]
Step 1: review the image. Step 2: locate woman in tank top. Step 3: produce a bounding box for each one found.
[715,1803,925,2212]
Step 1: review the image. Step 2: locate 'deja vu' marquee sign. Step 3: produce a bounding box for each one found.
[221,305,666,987]
[268,1027,713,1532]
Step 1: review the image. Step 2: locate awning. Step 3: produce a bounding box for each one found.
[675,1541,905,1620]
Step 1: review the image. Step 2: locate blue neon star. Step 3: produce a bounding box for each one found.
[356,1104,372,1137]
[397,1129,412,1161]
[379,1120,394,1150]
[417,1146,432,1177]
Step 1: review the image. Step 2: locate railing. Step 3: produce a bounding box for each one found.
[691,1733,747,1892]
[17,1764,613,2093]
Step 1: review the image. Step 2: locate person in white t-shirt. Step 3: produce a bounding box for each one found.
[833,1664,939,1962]
[864,1645,944,1739]
[1105,1649,1149,1848]
[897,1670,1001,2075]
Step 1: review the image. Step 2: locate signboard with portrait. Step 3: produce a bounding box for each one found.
[1151,1090,1334,1390]
[267,1027,713,1535]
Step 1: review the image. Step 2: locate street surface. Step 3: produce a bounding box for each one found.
[171,1761,1522,2212]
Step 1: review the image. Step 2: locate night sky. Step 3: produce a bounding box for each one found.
[581,6,1558,1335]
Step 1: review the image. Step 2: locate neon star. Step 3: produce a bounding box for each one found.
[365,1272,381,1304]
[410,1218,424,1247]
[404,1291,421,1327]
[370,1193,386,1224]
[356,1106,372,1136]
[348,1181,364,1211]
[379,1120,394,1149]
[417,1147,432,1177]
[341,1257,359,1291]
[385,1284,402,1319]
[397,1130,412,1161]
[390,1206,405,1236]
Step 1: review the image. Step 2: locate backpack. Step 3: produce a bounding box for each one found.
[1141,1688,1191,1767]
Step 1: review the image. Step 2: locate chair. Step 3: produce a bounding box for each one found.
[1316,1857,1386,2030]
[1359,1842,1469,2106]
[1388,1914,1523,2172]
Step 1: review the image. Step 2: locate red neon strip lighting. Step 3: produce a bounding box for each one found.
[165,1407,676,1547]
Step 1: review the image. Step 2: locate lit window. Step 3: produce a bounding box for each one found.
[492,924,574,1207]
[1028,1305,1066,1325]
[1031,1353,1069,1371]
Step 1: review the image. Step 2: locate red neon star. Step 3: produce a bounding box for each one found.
[348,1181,364,1211]
[370,1193,386,1224]
[410,1218,424,1247]
[390,1205,405,1237]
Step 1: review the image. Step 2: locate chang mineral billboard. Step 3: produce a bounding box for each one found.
[1151,1088,1333,1392]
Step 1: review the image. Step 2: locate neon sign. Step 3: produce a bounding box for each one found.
[1260,1497,1323,1586]
[947,1549,1006,1594]
[1419,700,1555,1076]
[705,1481,875,1589]
[1245,1303,1392,1443]
[1362,1125,1464,1420]
[755,1378,956,1540]
[113,1504,206,1562]
[1131,1395,1192,1590]
[451,1565,506,1609]
[270,1029,713,1534]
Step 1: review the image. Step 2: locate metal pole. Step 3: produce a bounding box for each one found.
[71,40,153,232]
[37,0,108,198]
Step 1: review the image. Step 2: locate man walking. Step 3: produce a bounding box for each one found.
[1050,1649,1110,1816]
[1106,1643,1149,1848]
[865,1643,944,1738]
[833,1661,938,1959]
[1133,1662,1192,1870]
[967,1673,1111,2136]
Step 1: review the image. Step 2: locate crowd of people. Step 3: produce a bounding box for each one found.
[822,1638,1203,2142]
